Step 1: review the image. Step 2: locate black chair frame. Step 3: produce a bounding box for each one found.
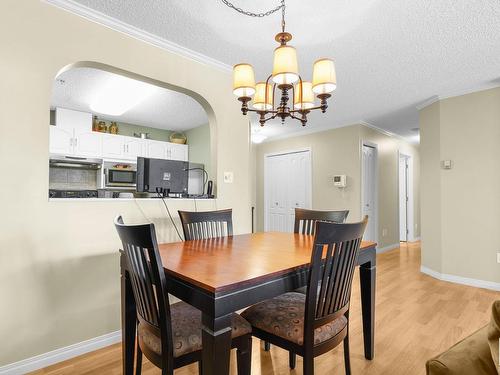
[178,209,233,241]
[252,217,368,375]
[114,216,251,375]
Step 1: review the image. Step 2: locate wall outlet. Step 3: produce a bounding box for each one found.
[382,228,388,237]
[223,171,234,184]
[497,252,500,264]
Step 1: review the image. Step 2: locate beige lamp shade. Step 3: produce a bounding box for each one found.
[312,58,336,94]
[272,45,299,85]
[294,81,315,110]
[233,63,255,97]
[253,82,273,110]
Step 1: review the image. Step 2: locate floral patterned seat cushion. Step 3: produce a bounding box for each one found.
[241,292,347,346]
[137,301,251,358]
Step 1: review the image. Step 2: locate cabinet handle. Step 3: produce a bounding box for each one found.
[74,138,78,147]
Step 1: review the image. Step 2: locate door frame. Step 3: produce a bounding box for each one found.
[398,151,414,242]
[263,147,313,232]
[360,141,378,244]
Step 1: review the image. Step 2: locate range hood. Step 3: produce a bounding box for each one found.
[49,155,102,170]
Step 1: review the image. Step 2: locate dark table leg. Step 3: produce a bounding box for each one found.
[121,253,136,375]
[201,313,233,375]
[359,256,376,360]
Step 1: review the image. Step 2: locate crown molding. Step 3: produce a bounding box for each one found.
[43,0,232,73]
[358,121,414,143]
[416,82,500,111]
[256,119,415,145]
[415,95,439,111]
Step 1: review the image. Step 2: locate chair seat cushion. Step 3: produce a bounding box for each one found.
[241,292,347,346]
[138,301,251,358]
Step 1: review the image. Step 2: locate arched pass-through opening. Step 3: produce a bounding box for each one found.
[50,61,218,197]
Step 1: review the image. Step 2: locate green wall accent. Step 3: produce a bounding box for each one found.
[185,124,212,179]
[95,118,173,141]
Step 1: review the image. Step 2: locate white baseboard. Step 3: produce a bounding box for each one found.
[377,243,400,254]
[420,266,500,291]
[0,330,121,375]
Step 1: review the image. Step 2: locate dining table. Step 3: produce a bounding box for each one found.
[120,231,377,375]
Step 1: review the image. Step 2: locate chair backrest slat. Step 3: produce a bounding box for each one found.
[114,216,174,371]
[178,209,233,241]
[294,208,349,235]
[304,217,368,343]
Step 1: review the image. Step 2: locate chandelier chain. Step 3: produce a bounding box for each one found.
[220,0,285,19]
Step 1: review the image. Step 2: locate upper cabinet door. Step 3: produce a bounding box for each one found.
[73,128,101,157]
[168,143,189,161]
[123,138,144,161]
[56,108,92,132]
[49,125,73,155]
[102,134,125,159]
[146,140,167,159]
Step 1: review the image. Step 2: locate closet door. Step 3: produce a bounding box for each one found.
[264,150,312,232]
[287,151,312,229]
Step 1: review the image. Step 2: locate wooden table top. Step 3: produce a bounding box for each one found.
[159,232,376,294]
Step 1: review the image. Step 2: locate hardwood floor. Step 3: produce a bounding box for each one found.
[31,242,499,375]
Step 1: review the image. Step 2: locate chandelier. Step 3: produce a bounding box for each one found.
[226,0,337,127]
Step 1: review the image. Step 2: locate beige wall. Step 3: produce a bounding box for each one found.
[0,0,251,366]
[420,87,500,283]
[254,124,420,249]
[419,102,442,272]
[185,124,212,178]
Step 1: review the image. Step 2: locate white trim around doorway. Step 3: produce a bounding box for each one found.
[360,140,379,244]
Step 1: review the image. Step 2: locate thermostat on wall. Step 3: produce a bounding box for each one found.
[333,175,347,188]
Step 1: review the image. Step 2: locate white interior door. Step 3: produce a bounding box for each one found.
[265,150,311,232]
[362,144,377,241]
[399,155,410,241]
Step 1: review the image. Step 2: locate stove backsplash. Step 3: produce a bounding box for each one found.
[49,166,98,190]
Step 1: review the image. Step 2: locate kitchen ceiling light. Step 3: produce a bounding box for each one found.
[251,133,267,144]
[226,0,337,127]
[90,74,157,116]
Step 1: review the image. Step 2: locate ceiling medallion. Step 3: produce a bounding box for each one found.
[226,0,337,126]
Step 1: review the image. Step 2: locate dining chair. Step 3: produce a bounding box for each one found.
[178,209,233,240]
[262,207,351,352]
[242,217,368,375]
[114,216,252,375]
[294,208,349,235]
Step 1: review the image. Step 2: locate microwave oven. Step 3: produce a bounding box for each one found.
[104,167,137,188]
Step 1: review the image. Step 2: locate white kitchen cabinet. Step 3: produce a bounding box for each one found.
[102,134,125,159]
[56,108,92,131]
[73,127,101,157]
[49,108,189,163]
[123,137,144,160]
[146,140,167,159]
[50,108,99,157]
[145,140,188,161]
[49,125,73,155]
[168,143,188,161]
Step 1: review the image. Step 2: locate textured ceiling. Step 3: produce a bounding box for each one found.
[51,67,208,130]
[67,0,500,141]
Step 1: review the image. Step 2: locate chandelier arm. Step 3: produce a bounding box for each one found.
[289,112,308,126]
[289,105,324,113]
[244,108,279,114]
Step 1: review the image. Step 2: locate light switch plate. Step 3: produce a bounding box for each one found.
[223,171,234,184]
[497,252,500,264]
